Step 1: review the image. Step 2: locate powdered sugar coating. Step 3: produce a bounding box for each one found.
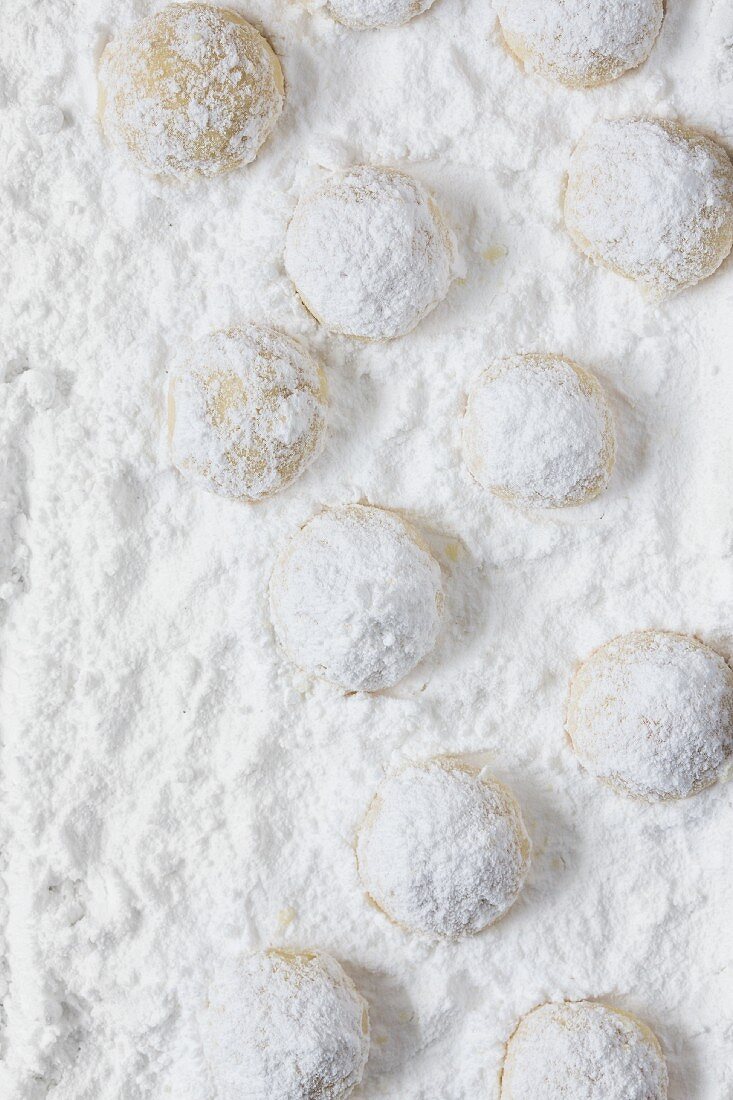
[495,0,663,87]
[98,3,284,179]
[269,504,443,692]
[284,165,458,340]
[501,1001,668,1099]
[356,759,531,938]
[565,118,733,296]
[200,949,370,1099]
[462,354,615,509]
[326,0,436,30]
[567,631,733,801]
[168,325,327,502]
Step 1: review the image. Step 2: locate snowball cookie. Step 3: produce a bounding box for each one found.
[462,354,615,508]
[98,4,284,179]
[269,504,443,692]
[356,758,531,937]
[201,948,370,1099]
[168,326,327,502]
[284,165,458,340]
[565,118,733,295]
[567,631,733,801]
[326,0,435,30]
[495,0,663,88]
[501,1001,668,1099]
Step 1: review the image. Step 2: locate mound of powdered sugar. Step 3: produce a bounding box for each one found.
[269,504,444,692]
[567,631,733,801]
[326,0,436,31]
[199,949,370,1099]
[564,117,733,295]
[494,0,663,87]
[356,759,531,938]
[284,165,460,340]
[501,1000,669,1099]
[462,354,615,508]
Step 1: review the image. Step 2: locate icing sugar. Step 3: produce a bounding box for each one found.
[326,0,435,30]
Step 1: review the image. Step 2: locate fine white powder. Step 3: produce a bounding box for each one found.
[356,760,531,937]
[269,504,444,691]
[326,0,436,31]
[2,0,733,1097]
[567,631,733,802]
[501,1000,669,1099]
[495,0,663,87]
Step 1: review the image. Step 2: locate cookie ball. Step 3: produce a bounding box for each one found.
[356,758,531,937]
[495,0,663,87]
[501,1001,668,1099]
[98,3,284,178]
[168,326,327,503]
[565,118,733,295]
[284,165,458,340]
[567,630,733,801]
[326,0,436,29]
[269,504,443,692]
[462,354,615,508]
[201,949,369,1100]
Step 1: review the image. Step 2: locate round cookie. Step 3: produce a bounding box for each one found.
[326,0,436,29]
[284,165,458,340]
[567,630,733,801]
[168,325,327,502]
[98,3,284,179]
[356,758,531,937]
[462,354,615,508]
[200,949,369,1099]
[269,504,443,692]
[501,1000,668,1099]
[495,0,663,88]
[565,118,733,295]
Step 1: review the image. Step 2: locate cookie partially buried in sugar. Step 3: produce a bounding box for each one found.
[462,354,615,508]
[269,504,443,691]
[168,325,327,503]
[98,3,284,179]
[356,758,531,937]
[495,0,663,88]
[200,949,370,1100]
[326,0,436,29]
[567,630,733,801]
[501,1001,668,1099]
[565,118,733,295]
[284,165,459,340]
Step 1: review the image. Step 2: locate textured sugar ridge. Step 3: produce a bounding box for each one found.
[564,118,733,295]
[168,325,327,503]
[98,3,284,178]
[356,759,531,938]
[327,0,435,31]
[567,631,733,801]
[269,504,444,692]
[501,1001,668,1099]
[495,0,663,87]
[462,354,615,509]
[200,950,370,1099]
[284,165,459,340]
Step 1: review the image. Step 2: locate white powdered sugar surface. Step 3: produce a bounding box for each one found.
[270,504,444,691]
[284,165,459,340]
[326,0,435,31]
[501,1000,669,1099]
[567,631,733,802]
[356,759,530,938]
[495,0,664,87]
[1,0,733,1097]
[200,949,370,1098]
